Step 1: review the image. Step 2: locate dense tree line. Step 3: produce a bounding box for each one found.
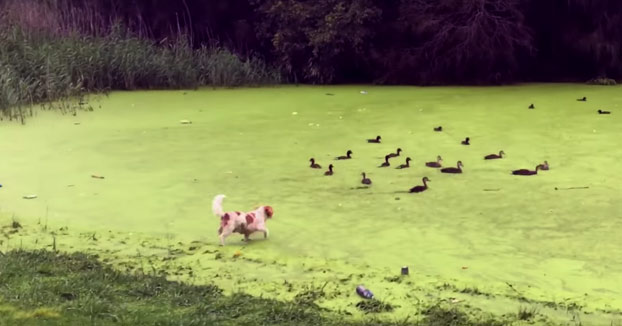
[3,0,622,84]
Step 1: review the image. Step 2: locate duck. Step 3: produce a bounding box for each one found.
[461,137,470,145]
[598,109,611,114]
[336,150,353,160]
[396,157,412,169]
[484,150,505,160]
[379,155,391,167]
[441,161,463,174]
[577,96,586,101]
[361,172,372,185]
[434,126,443,132]
[512,164,542,176]
[409,177,430,193]
[528,104,535,109]
[324,164,334,176]
[540,160,549,171]
[367,135,382,143]
[425,155,443,168]
[309,158,322,169]
[387,148,402,158]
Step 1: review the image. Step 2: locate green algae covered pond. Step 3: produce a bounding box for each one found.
[1,84,621,324]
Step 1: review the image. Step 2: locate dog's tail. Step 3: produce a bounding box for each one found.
[212,194,226,217]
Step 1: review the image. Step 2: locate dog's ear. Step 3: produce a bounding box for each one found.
[264,206,274,218]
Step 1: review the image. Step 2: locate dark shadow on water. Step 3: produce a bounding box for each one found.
[350,186,371,190]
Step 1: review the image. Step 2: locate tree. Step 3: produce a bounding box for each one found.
[393,0,534,84]
[253,0,381,83]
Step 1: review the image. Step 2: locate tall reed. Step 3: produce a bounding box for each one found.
[0,0,282,122]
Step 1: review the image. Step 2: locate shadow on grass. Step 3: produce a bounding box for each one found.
[0,249,522,326]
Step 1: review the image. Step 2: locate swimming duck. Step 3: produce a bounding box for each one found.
[441,161,463,174]
[409,177,430,193]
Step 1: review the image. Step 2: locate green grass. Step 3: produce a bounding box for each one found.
[0,249,512,325]
[1,84,622,325]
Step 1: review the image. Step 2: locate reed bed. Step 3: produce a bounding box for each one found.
[0,0,281,122]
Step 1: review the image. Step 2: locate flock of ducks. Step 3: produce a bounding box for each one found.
[309,135,549,193]
[308,96,608,193]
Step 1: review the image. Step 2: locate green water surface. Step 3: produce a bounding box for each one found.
[1,84,621,323]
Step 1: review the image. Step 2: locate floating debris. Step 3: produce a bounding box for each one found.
[180,120,192,124]
[91,175,105,179]
[554,186,589,191]
[292,112,298,115]
[356,285,374,299]
[401,266,409,275]
[449,298,463,304]
[23,194,37,199]
[360,90,368,94]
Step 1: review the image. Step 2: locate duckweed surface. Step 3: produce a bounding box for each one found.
[1,84,621,324]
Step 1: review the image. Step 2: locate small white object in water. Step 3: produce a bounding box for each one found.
[316,123,320,127]
[292,112,298,115]
[23,195,37,199]
[180,120,192,124]
[339,116,343,119]
[360,90,368,94]
[338,203,342,207]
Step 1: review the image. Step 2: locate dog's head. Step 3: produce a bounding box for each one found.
[264,205,274,218]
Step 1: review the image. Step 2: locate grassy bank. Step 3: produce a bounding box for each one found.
[0,249,513,326]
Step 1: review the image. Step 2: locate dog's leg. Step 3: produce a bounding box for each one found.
[257,227,269,239]
[219,229,232,246]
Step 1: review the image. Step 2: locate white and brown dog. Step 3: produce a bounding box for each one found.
[212,194,274,246]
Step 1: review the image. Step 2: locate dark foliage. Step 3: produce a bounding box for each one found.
[2,0,622,84]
